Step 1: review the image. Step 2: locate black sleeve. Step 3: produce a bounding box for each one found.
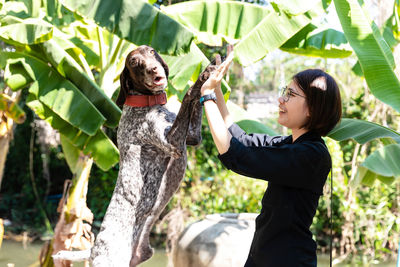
[218,136,330,192]
[228,123,288,147]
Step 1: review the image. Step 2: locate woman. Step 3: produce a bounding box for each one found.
[200,52,342,266]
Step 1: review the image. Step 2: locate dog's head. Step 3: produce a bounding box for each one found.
[116,45,169,108]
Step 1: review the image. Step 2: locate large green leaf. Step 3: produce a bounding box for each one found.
[327,118,400,144]
[59,21,101,67]
[27,99,119,171]
[4,60,33,90]
[0,17,53,45]
[60,134,81,173]
[334,0,400,113]
[39,39,121,128]
[351,12,400,77]
[352,166,390,187]
[234,0,324,66]
[362,144,400,180]
[227,101,278,136]
[354,144,400,186]
[60,0,194,55]
[0,52,105,136]
[0,1,30,19]
[271,0,327,15]
[0,93,26,124]
[280,25,353,58]
[162,42,231,100]
[163,42,209,93]
[161,1,270,46]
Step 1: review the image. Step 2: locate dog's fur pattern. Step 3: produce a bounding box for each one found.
[90,46,213,267]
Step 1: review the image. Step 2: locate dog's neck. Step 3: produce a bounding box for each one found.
[128,87,154,96]
[125,91,167,107]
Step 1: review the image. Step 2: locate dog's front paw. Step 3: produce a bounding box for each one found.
[199,65,217,82]
[171,147,183,159]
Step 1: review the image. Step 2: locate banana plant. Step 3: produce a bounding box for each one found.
[0,89,25,250]
[0,90,25,184]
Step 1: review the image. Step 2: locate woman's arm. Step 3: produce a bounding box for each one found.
[201,53,234,154]
[213,54,234,129]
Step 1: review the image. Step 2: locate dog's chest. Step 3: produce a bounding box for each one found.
[118,105,176,145]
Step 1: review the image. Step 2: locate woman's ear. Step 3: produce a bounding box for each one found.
[116,67,130,108]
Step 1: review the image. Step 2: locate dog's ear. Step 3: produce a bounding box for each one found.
[116,67,130,108]
[155,52,169,79]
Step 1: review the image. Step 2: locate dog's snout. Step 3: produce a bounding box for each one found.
[147,66,158,74]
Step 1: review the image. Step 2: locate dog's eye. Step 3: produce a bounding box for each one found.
[150,50,155,55]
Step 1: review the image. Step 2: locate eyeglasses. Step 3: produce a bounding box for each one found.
[280,86,306,102]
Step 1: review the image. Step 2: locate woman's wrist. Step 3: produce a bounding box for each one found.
[200,92,217,106]
[201,89,215,96]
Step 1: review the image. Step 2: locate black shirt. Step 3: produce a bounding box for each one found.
[218,124,331,267]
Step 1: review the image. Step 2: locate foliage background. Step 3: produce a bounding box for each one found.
[0,0,399,265]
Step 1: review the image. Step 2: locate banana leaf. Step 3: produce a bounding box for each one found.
[351,13,399,77]
[235,1,323,66]
[27,99,119,171]
[60,134,81,174]
[392,0,400,40]
[334,0,400,113]
[0,93,26,124]
[0,52,105,136]
[60,0,194,56]
[39,39,121,128]
[161,1,270,46]
[361,144,400,181]
[352,166,387,187]
[162,42,231,100]
[4,60,33,90]
[0,2,30,19]
[0,17,53,46]
[327,118,400,144]
[226,101,278,136]
[271,0,328,15]
[162,42,209,93]
[353,144,400,186]
[280,25,353,58]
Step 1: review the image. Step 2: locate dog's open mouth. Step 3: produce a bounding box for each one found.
[145,75,167,89]
[154,76,164,85]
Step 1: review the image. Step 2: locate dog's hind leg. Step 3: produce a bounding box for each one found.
[130,157,187,267]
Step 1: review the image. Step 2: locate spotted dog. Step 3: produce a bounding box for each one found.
[90,45,214,267]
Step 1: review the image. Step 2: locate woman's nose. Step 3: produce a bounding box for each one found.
[278,96,285,104]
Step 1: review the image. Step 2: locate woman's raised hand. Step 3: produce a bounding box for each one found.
[201,50,234,95]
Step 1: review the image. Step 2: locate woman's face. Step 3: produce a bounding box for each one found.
[278,81,310,131]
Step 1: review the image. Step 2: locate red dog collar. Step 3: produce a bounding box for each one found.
[125,92,167,107]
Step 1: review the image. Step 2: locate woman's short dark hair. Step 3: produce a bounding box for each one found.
[293,69,342,136]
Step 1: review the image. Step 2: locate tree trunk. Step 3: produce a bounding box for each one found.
[40,154,94,267]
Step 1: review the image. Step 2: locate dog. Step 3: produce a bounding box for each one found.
[90,45,214,267]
